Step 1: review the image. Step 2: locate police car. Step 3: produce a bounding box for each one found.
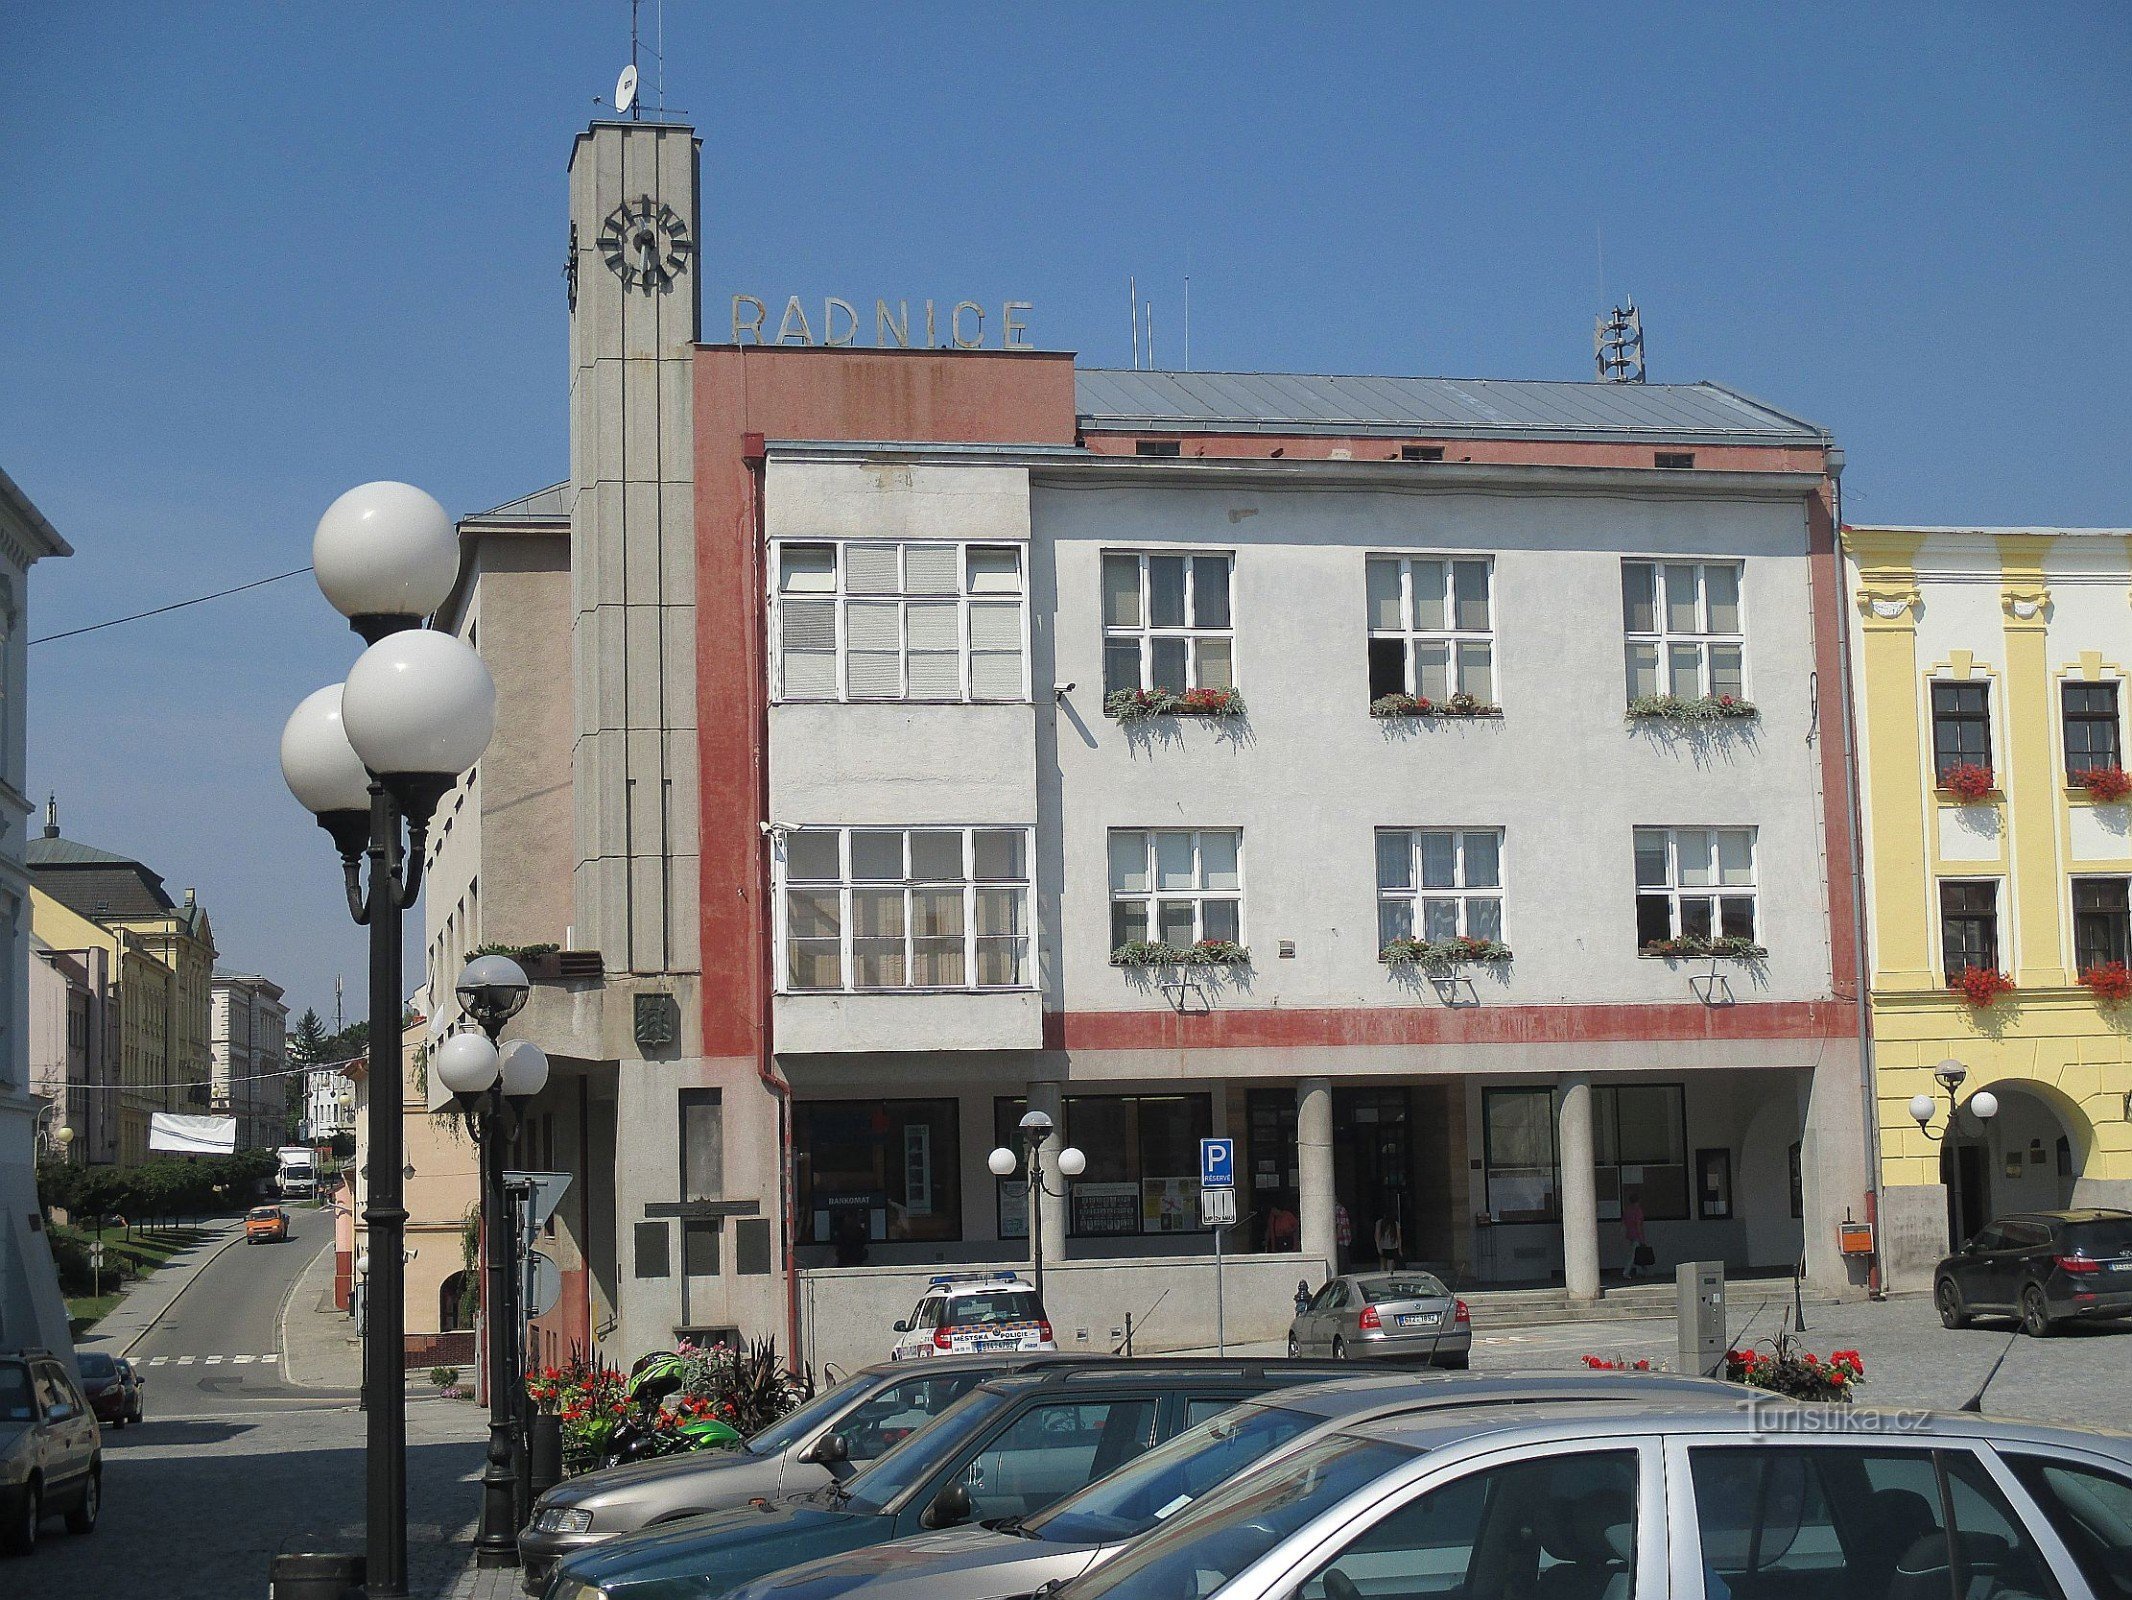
[888,1272,1056,1360]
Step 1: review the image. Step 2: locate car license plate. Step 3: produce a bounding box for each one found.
[978,1336,1018,1349]
[1396,1313,1437,1328]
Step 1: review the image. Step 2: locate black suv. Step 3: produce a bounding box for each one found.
[0,1350,102,1555]
[1935,1208,2132,1334]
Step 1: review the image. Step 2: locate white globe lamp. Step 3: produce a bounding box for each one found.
[280,684,376,858]
[433,1031,501,1101]
[1908,1094,1937,1128]
[986,1147,1017,1177]
[1057,1147,1087,1178]
[341,629,496,786]
[1969,1090,1999,1121]
[313,481,460,632]
[455,954,530,1034]
[499,1040,549,1102]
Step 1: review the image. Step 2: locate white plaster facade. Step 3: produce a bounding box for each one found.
[210,973,287,1152]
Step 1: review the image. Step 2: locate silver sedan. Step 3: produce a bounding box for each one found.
[1286,1273,1470,1366]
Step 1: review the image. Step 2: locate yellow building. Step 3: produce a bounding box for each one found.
[27,805,217,1165]
[1845,526,2132,1290]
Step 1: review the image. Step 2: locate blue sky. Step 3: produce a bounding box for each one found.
[3,1,2127,1022]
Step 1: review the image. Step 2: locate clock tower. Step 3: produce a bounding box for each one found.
[566,120,701,979]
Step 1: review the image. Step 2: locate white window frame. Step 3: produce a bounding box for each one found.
[1622,559,1747,703]
[1634,826,1758,946]
[771,539,1029,704]
[1365,554,1496,702]
[1100,549,1237,695]
[776,825,1036,993]
[1107,828,1244,950]
[1375,827,1506,945]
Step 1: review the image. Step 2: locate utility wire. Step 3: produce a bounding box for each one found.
[29,565,315,646]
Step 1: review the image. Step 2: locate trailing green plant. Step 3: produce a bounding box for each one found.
[1104,686,1246,720]
[1627,693,1758,723]
[1111,939,1249,968]
[1381,935,1514,965]
[1370,691,1501,719]
[1641,934,1767,960]
[468,941,561,961]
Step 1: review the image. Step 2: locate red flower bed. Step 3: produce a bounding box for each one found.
[2081,961,2132,1005]
[1939,762,1996,803]
[1580,1355,1653,1371]
[2076,764,2132,802]
[1951,965,2017,1008]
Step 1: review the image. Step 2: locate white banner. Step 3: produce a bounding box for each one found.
[148,1112,238,1155]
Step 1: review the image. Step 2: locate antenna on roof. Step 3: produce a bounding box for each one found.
[1128,276,1140,369]
[1595,300,1645,383]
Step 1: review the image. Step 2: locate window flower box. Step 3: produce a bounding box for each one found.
[1380,935,1513,966]
[1110,939,1249,968]
[2080,960,2132,1005]
[2074,764,2132,802]
[1370,691,1501,720]
[1938,762,1997,804]
[1104,686,1246,721]
[1950,964,2016,1008]
[1626,693,1758,723]
[1640,934,1767,960]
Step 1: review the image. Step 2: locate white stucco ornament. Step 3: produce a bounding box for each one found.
[2006,596,2044,619]
[1868,596,1913,619]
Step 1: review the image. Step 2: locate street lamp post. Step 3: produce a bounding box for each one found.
[1909,1058,2001,1143]
[987,1111,1085,1302]
[280,483,494,1599]
[436,956,546,1570]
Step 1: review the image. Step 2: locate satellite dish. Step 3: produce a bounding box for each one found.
[615,64,638,115]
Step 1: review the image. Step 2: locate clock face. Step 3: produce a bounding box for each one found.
[596,196,694,293]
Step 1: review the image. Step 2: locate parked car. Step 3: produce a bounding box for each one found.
[0,1350,102,1556]
[542,1359,1350,1600]
[889,1273,1054,1361]
[1050,1402,2132,1600]
[73,1352,143,1428]
[1286,1272,1470,1366]
[721,1369,1744,1600]
[245,1205,291,1243]
[521,1353,1096,1595]
[1935,1207,2132,1334]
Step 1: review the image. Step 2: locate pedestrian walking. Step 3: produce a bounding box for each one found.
[1374,1209,1403,1272]
[1333,1202,1352,1273]
[1622,1188,1652,1279]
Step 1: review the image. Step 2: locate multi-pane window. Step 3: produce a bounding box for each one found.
[795,1099,961,1244]
[1365,555,1494,702]
[1482,1087,1557,1223]
[1939,880,2000,975]
[1622,560,1744,701]
[781,827,1033,991]
[1930,681,1992,782]
[774,541,1026,702]
[1108,829,1241,948]
[1594,1085,1687,1219]
[2074,878,2130,970]
[1634,828,1756,946]
[1375,828,1504,945]
[2063,682,2122,780]
[1101,551,1234,695]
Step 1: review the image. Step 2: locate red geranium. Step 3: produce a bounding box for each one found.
[1940,762,1996,803]
[2076,765,2132,802]
[2080,961,2132,1005]
[1952,965,2017,1008]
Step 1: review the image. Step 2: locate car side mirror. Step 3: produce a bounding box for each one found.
[892,1319,909,1333]
[804,1432,849,1466]
[922,1481,972,1529]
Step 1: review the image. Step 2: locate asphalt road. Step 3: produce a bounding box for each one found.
[125,1202,358,1415]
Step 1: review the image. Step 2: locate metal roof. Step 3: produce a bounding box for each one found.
[1075,369,1828,445]
[462,483,569,524]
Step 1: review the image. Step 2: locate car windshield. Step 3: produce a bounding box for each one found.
[249,1207,280,1219]
[77,1353,116,1379]
[1057,1433,1419,1600]
[744,1373,885,1457]
[0,1363,34,1421]
[1028,1402,1322,1545]
[836,1385,1016,1514]
[2061,1220,2132,1257]
[1354,1274,1449,1301]
[944,1291,1042,1326]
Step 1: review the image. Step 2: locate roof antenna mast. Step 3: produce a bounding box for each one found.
[1595,300,1645,383]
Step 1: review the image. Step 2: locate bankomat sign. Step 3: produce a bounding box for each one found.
[730,295,1035,350]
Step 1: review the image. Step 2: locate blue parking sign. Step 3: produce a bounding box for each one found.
[1200,1137,1235,1188]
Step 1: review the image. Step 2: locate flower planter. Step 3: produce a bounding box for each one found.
[2080,961,2132,1006]
[1104,687,1246,721]
[1626,694,1757,724]
[2075,765,2132,803]
[1640,936,1766,960]
[1938,763,1997,804]
[1951,965,2016,1008]
[1380,936,1513,966]
[1370,692,1501,720]
[1111,939,1250,968]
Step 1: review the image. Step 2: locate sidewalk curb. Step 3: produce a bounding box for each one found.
[275,1234,340,1388]
[111,1221,250,1357]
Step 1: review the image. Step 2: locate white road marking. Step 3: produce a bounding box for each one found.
[232,1355,253,1364]
[204,1355,223,1364]
[175,1355,195,1365]
[146,1356,168,1366]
